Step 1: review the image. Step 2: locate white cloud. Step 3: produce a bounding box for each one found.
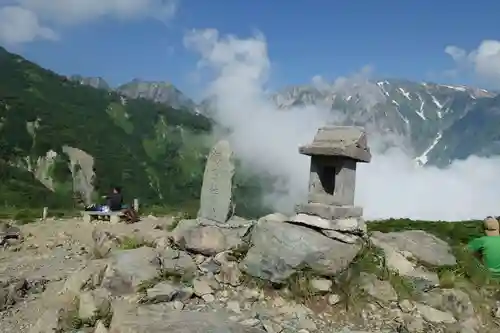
[18,0,178,25]
[186,28,500,221]
[0,0,178,44]
[0,6,57,44]
[445,40,500,87]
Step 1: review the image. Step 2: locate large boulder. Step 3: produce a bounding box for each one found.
[371,230,456,267]
[101,247,161,295]
[110,302,265,333]
[171,218,253,256]
[240,221,362,283]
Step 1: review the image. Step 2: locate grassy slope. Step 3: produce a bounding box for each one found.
[0,46,276,218]
[0,46,212,209]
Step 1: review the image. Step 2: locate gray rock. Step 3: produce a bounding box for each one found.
[94,320,109,333]
[420,288,475,318]
[92,228,119,259]
[59,259,108,296]
[288,214,365,234]
[370,236,440,289]
[146,281,193,303]
[171,219,251,256]
[159,247,197,277]
[359,272,398,302]
[309,278,332,294]
[101,247,161,295]
[371,230,456,266]
[216,261,242,287]
[78,288,111,321]
[258,213,288,224]
[198,140,235,224]
[402,314,425,333]
[198,258,221,274]
[192,278,214,297]
[321,229,360,244]
[492,301,500,318]
[28,308,63,333]
[415,303,456,324]
[327,294,341,305]
[109,304,266,332]
[241,221,361,283]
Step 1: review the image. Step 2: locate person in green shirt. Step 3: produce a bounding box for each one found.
[468,216,500,277]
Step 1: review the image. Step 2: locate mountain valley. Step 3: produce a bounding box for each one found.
[73,75,500,168]
[1,44,500,214]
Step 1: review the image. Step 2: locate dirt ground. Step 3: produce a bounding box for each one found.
[0,214,173,333]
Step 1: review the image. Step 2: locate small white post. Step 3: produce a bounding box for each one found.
[42,207,48,220]
[133,198,139,212]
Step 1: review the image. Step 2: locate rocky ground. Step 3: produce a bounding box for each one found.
[0,213,499,333]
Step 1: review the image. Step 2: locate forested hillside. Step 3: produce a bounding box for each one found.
[0,47,270,217]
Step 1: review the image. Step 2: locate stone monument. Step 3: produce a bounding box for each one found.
[289,126,371,243]
[197,140,235,224]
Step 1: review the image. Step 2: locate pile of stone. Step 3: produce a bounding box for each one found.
[168,131,372,285]
[239,127,371,283]
[290,126,371,245]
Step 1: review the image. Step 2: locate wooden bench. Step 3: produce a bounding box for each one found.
[81,210,125,224]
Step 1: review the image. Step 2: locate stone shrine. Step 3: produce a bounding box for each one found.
[290,126,371,242]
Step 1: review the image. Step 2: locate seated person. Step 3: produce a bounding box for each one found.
[105,186,124,211]
[467,216,500,277]
[105,186,139,223]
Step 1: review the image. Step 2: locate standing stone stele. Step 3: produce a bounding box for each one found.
[197,140,235,224]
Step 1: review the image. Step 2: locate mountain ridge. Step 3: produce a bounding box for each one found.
[71,74,500,167]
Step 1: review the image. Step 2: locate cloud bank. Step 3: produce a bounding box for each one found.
[0,0,178,44]
[446,40,500,88]
[185,28,500,222]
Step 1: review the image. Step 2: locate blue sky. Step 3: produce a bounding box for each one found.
[1,0,499,97]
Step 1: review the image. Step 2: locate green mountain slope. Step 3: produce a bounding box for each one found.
[0,46,213,210]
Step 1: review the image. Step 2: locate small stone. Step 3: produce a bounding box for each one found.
[327,294,341,305]
[94,320,109,333]
[298,318,317,330]
[146,282,193,303]
[240,318,260,327]
[399,299,415,313]
[309,278,332,294]
[242,288,261,302]
[78,288,111,321]
[215,261,242,286]
[195,254,206,264]
[416,303,456,324]
[359,272,398,302]
[193,278,214,297]
[272,296,287,308]
[227,300,241,313]
[403,314,425,333]
[492,301,500,318]
[262,320,283,333]
[202,294,215,303]
[172,300,184,310]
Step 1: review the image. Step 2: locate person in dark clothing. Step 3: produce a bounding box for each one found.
[106,186,124,211]
[104,186,139,223]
